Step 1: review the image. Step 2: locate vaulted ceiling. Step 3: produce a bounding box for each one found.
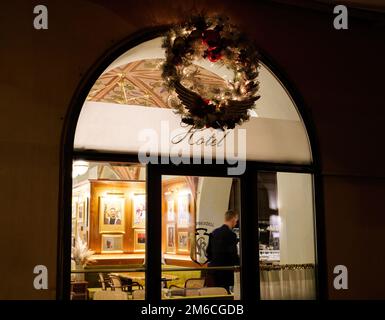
[87,59,226,108]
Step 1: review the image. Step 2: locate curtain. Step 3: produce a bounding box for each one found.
[260,266,316,300]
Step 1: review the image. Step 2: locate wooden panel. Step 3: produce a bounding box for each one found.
[89,180,145,254]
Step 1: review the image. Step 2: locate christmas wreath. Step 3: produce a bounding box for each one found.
[161,15,260,130]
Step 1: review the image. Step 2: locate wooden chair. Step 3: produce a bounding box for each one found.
[169,278,205,289]
[169,278,205,297]
[198,287,228,296]
[184,278,206,289]
[109,275,143,293]
[109,275,127,291]
[98,273,112,290]
[120,277,144,293]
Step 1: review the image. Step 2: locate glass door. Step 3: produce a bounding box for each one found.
[160,174,241,300]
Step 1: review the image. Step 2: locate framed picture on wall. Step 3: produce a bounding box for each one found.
[167,199,175,222]
[72,201,77,219]
[101,234,124,253]
[85,197,89,227]
[78,201,84,222]
[134,229,146,252]
[71,217,76,238]
[177,231,189,252]
[99,195,125,233]
[166,223,176,253]
[132,193,146,228]
[177,194,190,228]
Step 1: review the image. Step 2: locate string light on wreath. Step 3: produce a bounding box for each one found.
[161,14,261,130]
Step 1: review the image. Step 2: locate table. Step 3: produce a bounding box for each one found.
[71,281,88,300]
[110,272,179,288]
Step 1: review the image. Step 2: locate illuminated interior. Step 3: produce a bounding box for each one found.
[70,37,317,301]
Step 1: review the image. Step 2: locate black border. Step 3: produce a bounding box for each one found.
[58,26,327,301]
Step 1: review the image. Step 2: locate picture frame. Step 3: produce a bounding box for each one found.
[78,201,84,222]
[85,197,89,227]
[101,234,124,253]
[177,194,190,228]
[71,217,76,237]
[132,193,146,228]
[72,201,77,219]
[166,223,176,253]
[99,195,125,233]
[134,229,146,252]
[167,199,175,222]
[177,231,189,252]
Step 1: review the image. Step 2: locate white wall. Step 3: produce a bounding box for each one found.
[196,177,233,232]
[277,172,315,264]
[75,102,311,164]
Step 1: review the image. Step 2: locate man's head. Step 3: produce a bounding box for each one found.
[224,210,239,229]
[109,208,117,219]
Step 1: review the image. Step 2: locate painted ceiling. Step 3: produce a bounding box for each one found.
[86,58,226,108]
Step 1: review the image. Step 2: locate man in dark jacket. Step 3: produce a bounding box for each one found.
[206,210,240,293]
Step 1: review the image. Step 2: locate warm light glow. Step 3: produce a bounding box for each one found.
[72,160,89,178]
[177,189,191,196]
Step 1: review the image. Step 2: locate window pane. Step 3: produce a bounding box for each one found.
[258,172,316,300]
[71,161,146,300]
[161,175,241,300]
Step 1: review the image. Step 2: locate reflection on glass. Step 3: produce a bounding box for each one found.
[70,161,146,300]
[161,176,241,300]
[258,172,316,300]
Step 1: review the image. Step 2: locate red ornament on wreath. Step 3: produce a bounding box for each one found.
[206,47,223,62]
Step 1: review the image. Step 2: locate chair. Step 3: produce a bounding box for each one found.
[93,290,128,300]
[185,278,206,289]
[169,278,205,290]
[198,287,228,296]
[120,277,144,293]
[109,275,143,293]
[132,289,145,300]
[109,275,127,292]
[168,278,205,297]
[98,273,112,290]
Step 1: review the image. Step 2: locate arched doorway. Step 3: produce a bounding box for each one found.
[58,28,325,301]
